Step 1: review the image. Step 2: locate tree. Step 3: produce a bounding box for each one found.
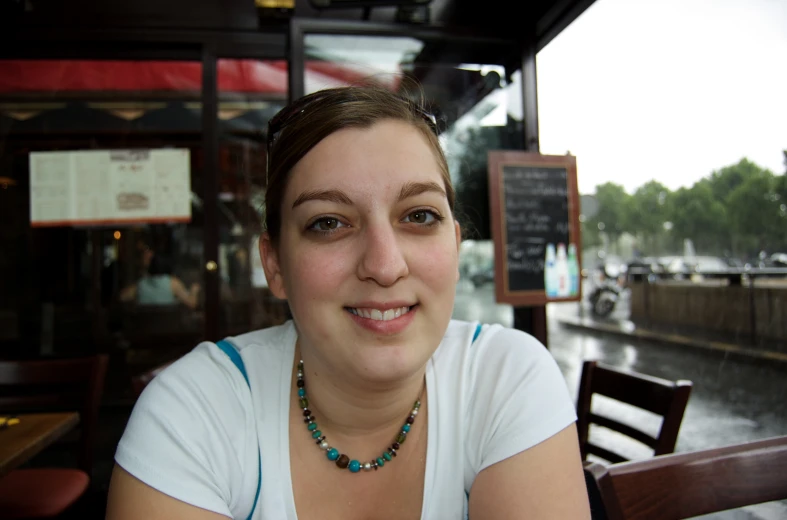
[669,183,728,254]
[727,167,786,255]
[451,124,522,240]
[627,181,671,252]
[706,159,762,202]
[587,183,630,252]
[581,219,602,250]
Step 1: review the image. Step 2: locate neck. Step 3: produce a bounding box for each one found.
[293,340,426,451]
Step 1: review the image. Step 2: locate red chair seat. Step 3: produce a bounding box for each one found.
[0,468,90,518]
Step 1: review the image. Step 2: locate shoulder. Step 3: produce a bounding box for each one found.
[127,340,255,446]
[224,319,297,354]
[471,323,558,377]
[438,321,576,478]
[464,323,570,422]
[146,320,296,404]
[435,320,557,379]
[114,325,295,517]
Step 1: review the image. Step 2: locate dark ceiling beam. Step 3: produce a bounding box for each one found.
[535,0,596,51]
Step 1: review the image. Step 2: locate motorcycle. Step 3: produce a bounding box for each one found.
[588,262,625,318]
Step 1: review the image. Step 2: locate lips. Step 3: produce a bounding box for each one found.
[347,306,414,321]
[345,303,418,334]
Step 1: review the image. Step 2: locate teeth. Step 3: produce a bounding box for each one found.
[350,306,411,321]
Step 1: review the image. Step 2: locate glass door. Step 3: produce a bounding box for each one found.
[289,26,525,327]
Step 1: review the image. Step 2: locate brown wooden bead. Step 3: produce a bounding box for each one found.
[406,416,415,424]
[336,455,350,468]
[303,409,311,416]
[303,416,313,423]
[392,442,400,450]
[297,380,304,387]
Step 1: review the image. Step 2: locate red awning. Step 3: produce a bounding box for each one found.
[0,59,397,94]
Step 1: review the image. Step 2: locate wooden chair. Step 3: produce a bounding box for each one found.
[586,435,787,519]
[577,360,692,463]
[0,355,108,518]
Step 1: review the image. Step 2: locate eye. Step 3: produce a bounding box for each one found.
[308,217,347,233]
[404,210,441,225]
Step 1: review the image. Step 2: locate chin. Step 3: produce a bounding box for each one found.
[352,345,429,384]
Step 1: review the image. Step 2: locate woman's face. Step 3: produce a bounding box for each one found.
[261,119,461,383]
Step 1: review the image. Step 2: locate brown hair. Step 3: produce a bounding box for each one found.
[264,85,455,244]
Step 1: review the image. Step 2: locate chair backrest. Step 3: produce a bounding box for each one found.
[0,355,108,474]
[577,360,692,463]
[586,435,787,520]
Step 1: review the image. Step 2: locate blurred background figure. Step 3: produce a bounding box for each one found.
[120,253,200,309]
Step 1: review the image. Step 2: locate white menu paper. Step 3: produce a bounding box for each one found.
[30,149,191,227]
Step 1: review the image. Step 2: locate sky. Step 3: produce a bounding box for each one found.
[536,0,787,195]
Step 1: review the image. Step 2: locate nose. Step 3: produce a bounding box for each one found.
[356,222,409,287]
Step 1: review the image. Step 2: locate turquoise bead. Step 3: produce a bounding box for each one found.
[312,430,322,438]
[376,457,385,467]
[383,452,392,461]
[298,388,305,397]
[327,448,340,461]
[348,460,361,473]
[307,422,318,431]
[402,424,411,432]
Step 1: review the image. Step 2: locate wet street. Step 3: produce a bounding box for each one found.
[453,281,787,519]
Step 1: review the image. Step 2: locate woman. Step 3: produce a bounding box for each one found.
[107,86,591,519]
[119,253,201,309]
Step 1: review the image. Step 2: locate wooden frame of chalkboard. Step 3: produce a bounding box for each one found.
[488,151,582,306]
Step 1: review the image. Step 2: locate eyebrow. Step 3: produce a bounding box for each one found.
[397,181,446,202]
[292,189,354,209]
[291,180,447,209]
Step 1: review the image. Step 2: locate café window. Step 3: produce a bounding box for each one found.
[0,59,209,374]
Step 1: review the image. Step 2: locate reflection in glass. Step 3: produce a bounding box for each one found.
[301,35,526,325]
[215,59,290,337]
[0,59,205,381]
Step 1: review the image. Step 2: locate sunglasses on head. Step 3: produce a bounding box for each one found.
[265,90,439,183]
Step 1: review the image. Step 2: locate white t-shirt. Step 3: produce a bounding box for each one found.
[115,320,577,519]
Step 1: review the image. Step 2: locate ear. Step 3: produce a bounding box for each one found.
[259,232,287,299]
[454,220,462,282]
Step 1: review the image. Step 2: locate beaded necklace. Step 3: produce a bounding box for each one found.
[296,360,422,473]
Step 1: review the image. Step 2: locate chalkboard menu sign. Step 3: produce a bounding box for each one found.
[488,151,581,306]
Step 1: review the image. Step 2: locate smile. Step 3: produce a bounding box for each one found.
[346,306,415,321]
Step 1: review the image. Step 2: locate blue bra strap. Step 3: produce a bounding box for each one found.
[472,323,482,343]
[216,340,260,520]
[216,339,251,387]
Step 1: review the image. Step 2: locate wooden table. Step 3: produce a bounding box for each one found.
[0,412,80,479]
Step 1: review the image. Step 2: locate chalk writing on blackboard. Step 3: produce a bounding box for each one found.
[502,165,574,294]
[489,151,581,306]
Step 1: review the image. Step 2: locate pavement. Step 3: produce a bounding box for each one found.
[454,280,787,520]
[556,285,787,365]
